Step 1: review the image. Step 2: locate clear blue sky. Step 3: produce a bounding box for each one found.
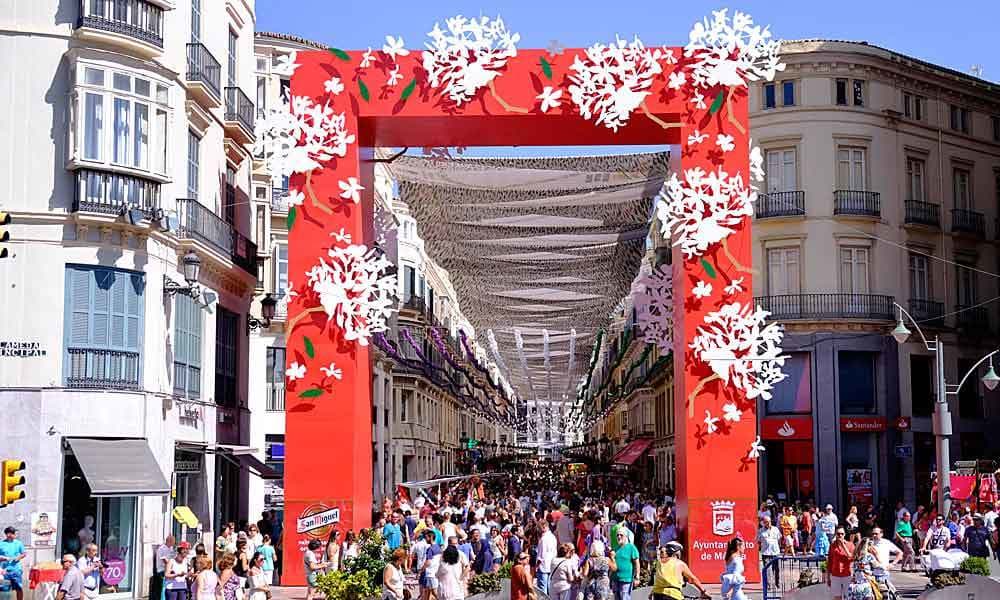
[258,0,1000,85]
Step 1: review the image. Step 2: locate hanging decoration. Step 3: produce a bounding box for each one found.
[635,264,674,354]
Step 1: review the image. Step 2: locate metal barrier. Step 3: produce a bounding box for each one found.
[761,554,825,600]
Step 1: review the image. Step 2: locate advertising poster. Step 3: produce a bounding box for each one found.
[846,468,873,505]
[30,511,57,547]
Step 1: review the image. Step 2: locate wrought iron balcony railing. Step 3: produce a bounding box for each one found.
[908,298,945,327]
[74,169,160,217]
[231,228,259,277]
[956,305,989,331]
[78,0,164,48]
[271,188,290,213]
[904,200,940,228]
[755,293,895,321]
[186,43,222,100]
[756,190,805,219]
[224,87,255,136]
[266,383,285,412]
[177,199,233,255]
[951,208,985,238]
[834,190,880,217]
[66,347,140,390]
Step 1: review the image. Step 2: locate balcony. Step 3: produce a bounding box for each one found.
[231,229,258,277]
[756,190,805,219]
[266,383,285,412]
[224,87,256,145]
[401,296,427,316]
[176,199,257,278]
[834,190,880,217]
[271,188,290,214]
[956,305,989,332]
[904,200,940,228]
[65,348,140,390]
[951,208,985,238]
[185,43,222,107]
[73,169,160,218]
[908,298,945,328]
[76,0,163,57]
[755,293,895,321]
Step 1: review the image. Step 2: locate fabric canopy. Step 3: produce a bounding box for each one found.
[66,438,170,496]
[393,152,668,433]
[233,452,282,480]
[612,438,654,465]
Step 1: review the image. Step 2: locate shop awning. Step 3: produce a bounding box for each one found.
[233,452,281,480]
[66,438,170,496]
[612,438,654,466]
[172,506,199,528]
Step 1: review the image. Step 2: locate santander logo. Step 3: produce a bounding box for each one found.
[777,420,796,437]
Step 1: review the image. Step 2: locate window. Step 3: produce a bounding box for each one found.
[173,294,203,398]
[766,247,800,295]
[782,80,795,106]
[953,168,972,209]
[403,265,416,301]
[255,206,266,249]
[266,347,286,412]
[903,92,925,121]
[214,307,239,408]
[910,355,934,417]
[763,83,776,109]
[63,265,145,387]
[273,243,288,297]
[840,247,870,294]
[186,130,199,198]
[993,116,1000,142]
[228,29,238,88]
[958,358,983,419]
[835,78,848,106]
[765,148,796,192]
[190,0,200,43]
[83,93,103,160]
[224,167,236,224]
[956,263,978,306]
[908,253,930,301]
[906,157,925,201]
[154,109,167,174]
[852,80,865,106]
[766,353,811,414]
[838,351,877,414]
[950,105,970,133]
[256,77,266,116]
[837,147,866,190]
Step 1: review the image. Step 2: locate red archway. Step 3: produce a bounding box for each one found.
[272,15,784,583]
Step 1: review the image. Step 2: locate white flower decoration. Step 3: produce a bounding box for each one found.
[360,47,375,68]
[693,280,712,298]
[323,77,345,95]
[724,277,744,296]
[285,280,298,298]
[748,436,765,460]
[273,52,299,77]
[387,66,403,87]
[749,141,765,188]
[690,91,707,110]
[423,15,520,106]
[704,410,720,434]
[635,264,673,354]
[690,302,788,401]
[383,35,409,60]
[536,86,563,112]
[286,189,305,207]
[254,95,356,178]
[684,9,785,88]
[667,71,686,90]
[662,48,677,64]
[568,36,664,131]
[716,134,735,152]
[305,243,397,346]
[320,363,343,380]
[657,166,756,260]
[722,403,742,422]
[338,177,364,204]
[687,130,708,145]
[285,361,306,381]
[331,228,352,244]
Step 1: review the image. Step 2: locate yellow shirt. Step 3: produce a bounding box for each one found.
[652,558,684,599]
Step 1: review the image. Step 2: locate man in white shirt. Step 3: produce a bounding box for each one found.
[641,500,657,524]
[535,520,557,595]
[983,503,998,535]
[152,534,175,600]
[870,527,902,583]
[614,497,631,517]
[757,517,781,588]
[818,505,839,539]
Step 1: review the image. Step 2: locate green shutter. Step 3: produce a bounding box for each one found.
[110,270,127,348]
[189,296,202,398]
[92,269,112,346]
[68,267,93,345]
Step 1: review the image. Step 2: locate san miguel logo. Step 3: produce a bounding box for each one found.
[711,501,735,536]
[296,504,340,539]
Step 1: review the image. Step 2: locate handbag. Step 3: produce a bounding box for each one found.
[865,575,883,600]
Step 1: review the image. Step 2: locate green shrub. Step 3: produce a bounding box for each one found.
[342,529,389,588]
[929,570,966,588]
[497,562,513,579]
[960,556,990,576]
[468,572,502,595]
[315,570,378,600]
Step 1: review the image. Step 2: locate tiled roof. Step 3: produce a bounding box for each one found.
[255,31,326,50]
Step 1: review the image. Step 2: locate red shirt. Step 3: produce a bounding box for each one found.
[827,542,854,577]
[510,564,532,600]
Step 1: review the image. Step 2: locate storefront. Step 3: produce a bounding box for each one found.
[172,447,211,545]
[760,416,814,503]
[839,417,887,508]
[58,438,170,598]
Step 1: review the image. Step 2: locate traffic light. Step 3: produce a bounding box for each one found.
[1,460,25,506]
[0,211,9,259]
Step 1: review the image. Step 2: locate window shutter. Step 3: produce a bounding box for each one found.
[190,297,202,398]
[109,271,127,348]
[92,269,113,347]
[68,267,93,345]
[126,273,143,351]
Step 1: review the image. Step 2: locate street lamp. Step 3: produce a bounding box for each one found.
[247,293,278,333]
[891,302,999,516]
[163,250,202,298]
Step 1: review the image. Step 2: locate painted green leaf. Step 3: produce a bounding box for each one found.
[286,206,296,230]
[358,79,370,102]
[328,47,351,61]
[700,258,717,279]
[709,91,725,114]
[299,388,325,398]
[303,336,315,359]
[540,57,553,80]
[400,79,417,101]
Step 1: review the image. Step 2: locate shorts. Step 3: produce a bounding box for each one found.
[829,575,850,597]
[419,573,438,589]
[3,572,22,590]
[306,571,318,588]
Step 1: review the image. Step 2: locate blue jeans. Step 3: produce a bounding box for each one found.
[614,580,633,600]
[536,571,550,595]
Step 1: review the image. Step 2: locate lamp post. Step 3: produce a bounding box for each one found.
[891,302,999,516]
[247,293,278,333]
[163,250,202,298]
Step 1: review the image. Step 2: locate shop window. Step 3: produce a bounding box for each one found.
[766,352,811,414]
[910,355,934,417]
[838,351,877,414]
[958,358,983,419]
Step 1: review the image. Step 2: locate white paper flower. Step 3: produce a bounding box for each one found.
[685,9,785,89]
[724,277,744,296]
[687,130,708,145]
[667,71,686,90]
[536,86,563,112]
[722,403,742,422]
[657,166,756,259]
[387,66,403,87]
[254,95,356,178]
[662,48,677,64]
[331,228,352,244]
[273,52,299,77]
[338,177,364,204]
[286,280,298,298]
[286,189,305,207]
[320,362,343,380]
[693,280,712,298]
[305,242,396,346]
[383,35,409,60]
[568,36,665,131]
[635,264,673,354]
[748,436,765,460]
[716,134,735,152]
[690,302,788,401]
[704,410,720,434]
[749,141,765,188]
[323,77,345,95]
[360,47,375,68]
[423,15,520,106]
[285,361,306,381]
[690,90,707,110]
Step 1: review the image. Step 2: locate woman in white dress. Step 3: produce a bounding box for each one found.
[193,556,218,600]
[247,553,270,600]
[436,546,467,600]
